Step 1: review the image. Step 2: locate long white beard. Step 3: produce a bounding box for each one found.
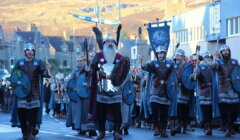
[103,44,117,63]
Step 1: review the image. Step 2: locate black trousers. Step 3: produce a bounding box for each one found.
[200,105,212,124]
[177,103,190,128]
[151,102,169,128]
[219,103,239,125]
[97,102,122,132]
[18,108,39,129]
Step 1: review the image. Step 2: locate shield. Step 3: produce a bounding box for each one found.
[111,56,130,87]
[167,72,179,117]
[167,71,178,100]
[181,64,196,91]
[231,66,240,93]
[10,69,31,98]
[76,74,89,98]
[122,81,135,105]
[66,79,78,102]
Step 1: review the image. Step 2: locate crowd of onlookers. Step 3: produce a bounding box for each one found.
[0,78,13,113]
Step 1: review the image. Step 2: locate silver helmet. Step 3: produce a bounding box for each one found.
[202,51,212,58]
[174,49,185,57]
[156,45,167,53]
[219,45,230,52]
[23,43,35,51]
[103,33,117,45]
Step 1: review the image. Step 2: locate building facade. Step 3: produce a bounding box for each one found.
[169,0,240,60]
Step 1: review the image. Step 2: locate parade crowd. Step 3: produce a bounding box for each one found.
[1,24,240,140]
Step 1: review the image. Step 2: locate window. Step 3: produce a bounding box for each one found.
[174,29,188,43]
[63,60,67,67]
[76,47,80,53]
[227,16,240,36]
[62,47,67,53]
[133,48,136,56]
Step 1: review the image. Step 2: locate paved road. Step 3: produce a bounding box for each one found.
[1,111,240,140]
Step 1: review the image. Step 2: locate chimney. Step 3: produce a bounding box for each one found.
[130,33,136,40]
[63,31,70,40]
[30,24,38,32]
[138,27,142,40]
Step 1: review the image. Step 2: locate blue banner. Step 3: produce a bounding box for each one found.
[147,25,170,54]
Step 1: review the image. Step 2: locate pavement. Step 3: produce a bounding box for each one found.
[0,111,240,140]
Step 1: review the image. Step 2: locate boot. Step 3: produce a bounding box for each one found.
[119,128,123,135]
[32,126,39,136]
[114,132,122,140]
[161,130,168,138]
[124,128,129,135]
[89,130,97,137]
[96,131,105,140]
[205,123,212,136]
[170,129,176,136]
[28,127,36,140]
[161,124,168,138]
[21,127,29,140]
[182,126,187,134]
[154,127,160,136]
[169,120,176,136]
[225,124,232,137]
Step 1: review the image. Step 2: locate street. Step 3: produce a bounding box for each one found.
[0,111,240,140]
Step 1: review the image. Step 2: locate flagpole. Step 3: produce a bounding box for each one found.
[96,0,99,27]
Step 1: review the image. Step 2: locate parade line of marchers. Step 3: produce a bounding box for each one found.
[0,21,240,140]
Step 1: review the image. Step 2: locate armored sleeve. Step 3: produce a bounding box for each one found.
[142,61,155,73]
[90,54,99,75]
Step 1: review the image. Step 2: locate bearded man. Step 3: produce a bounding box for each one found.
[90,24,125,140]
[192,51,214,135]
[172,49,195,134]
[213,45,239,137]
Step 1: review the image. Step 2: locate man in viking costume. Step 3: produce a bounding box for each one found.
[67,56,97,136]
[192,51,214,135]
[90,24,130,140]
[172,49,195,134]
[213,45,239,137]
[142,45,173,137]
[51,73,66,118]
[120,72,135,135]
[11,42,50,140]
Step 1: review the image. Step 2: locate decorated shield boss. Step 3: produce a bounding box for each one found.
[181,65,196,91]
[111,56,130,87]
[10,69,31,98]
[66,79,79,102]
[122,81,135,105]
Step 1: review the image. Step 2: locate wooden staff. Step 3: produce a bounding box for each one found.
[193,45,201,80]
[41,37,52,77]
[171,42,180,60]
[213,34,220,63]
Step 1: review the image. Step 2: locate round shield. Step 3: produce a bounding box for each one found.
[231,66,240,93]
[181,64,196,91]
[111,57,130,87]
[167,71,178,100]
[122,81,135,105]
[76,74,89,98]
[10,69,31,98]
[66,79,79,102]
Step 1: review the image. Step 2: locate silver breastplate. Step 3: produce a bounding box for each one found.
[101,63,118,92]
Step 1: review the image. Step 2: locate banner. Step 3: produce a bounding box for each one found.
[147,24,170,55]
